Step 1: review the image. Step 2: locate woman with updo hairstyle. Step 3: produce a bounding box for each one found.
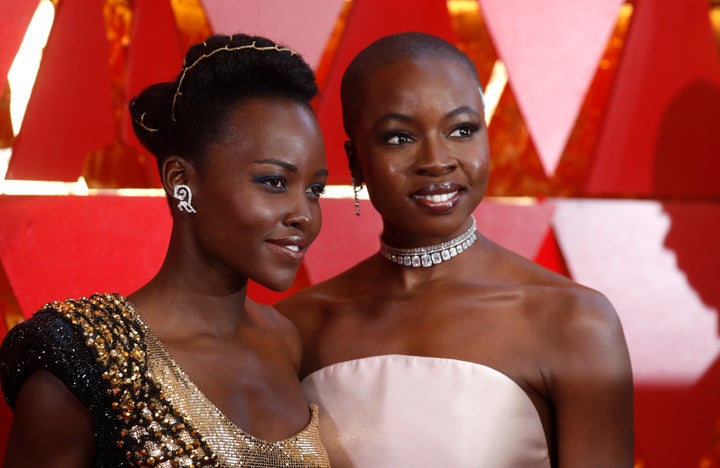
[277,32,633,467]
[0,33,330,467]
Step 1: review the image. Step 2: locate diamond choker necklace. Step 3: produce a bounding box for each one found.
[380,216,478,268]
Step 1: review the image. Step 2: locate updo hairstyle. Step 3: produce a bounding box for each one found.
[129,33,318,167]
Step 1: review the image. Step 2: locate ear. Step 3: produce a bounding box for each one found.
[344,140,364,185]
[160,155,194,197]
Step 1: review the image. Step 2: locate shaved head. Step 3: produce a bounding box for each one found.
[340,32,482,137]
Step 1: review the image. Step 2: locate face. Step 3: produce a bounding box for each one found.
[348,57,489,247]
[188,97,327,291]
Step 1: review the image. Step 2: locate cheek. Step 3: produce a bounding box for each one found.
[464,141,490,178]
[363,156,407,187]
[465,158,488,178]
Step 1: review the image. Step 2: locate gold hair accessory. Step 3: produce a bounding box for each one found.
[134,112,158,133]
[171,37,298,122]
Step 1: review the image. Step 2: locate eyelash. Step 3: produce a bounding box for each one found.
[255,176,325,199]
[256,176,287,191]
[381,121,482,146]
[449,122,481,138]
[306,184,326,199]
[382,132,414,146]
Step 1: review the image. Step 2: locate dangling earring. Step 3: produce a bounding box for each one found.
[173,184,197,213]
[353,181,362,216]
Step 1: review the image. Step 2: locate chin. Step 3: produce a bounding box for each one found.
[255,272,298,292]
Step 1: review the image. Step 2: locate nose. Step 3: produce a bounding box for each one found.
[283,196,315,231]
[415,137,457,176]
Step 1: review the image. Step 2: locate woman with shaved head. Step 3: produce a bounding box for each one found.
[277,32,633,467]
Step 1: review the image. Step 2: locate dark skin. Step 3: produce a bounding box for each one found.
[277,57,633,467]
[4,97,328,467]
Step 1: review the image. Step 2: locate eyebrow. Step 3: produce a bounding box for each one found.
[254,159,329,177]
[446,106,482,119]
[253,159,298,173]
[375,106,482,126]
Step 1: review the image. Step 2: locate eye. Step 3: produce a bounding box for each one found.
[448,123,481,139]
[383,132,415,146]
[306,184,326,199]
[255,176,287,191]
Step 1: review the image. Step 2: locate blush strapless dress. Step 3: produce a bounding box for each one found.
[302,354,550,468]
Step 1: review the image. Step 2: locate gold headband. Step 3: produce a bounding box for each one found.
[130,99,159,133]
[171,37,298,122]
[134,112,158,132]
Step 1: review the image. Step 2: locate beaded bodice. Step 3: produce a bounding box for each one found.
[0,293,330,468]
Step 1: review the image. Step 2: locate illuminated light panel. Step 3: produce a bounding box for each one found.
[483,60,508,126]
[482,3,634,198]
[202,0,347,71]
[82,0,151,189]
[710,0,720,54]
[170,0,212,53]
[447,0,498,82]
[7,0,55,136]
[0,149,10,181]
[313,0,353,90]
[446,0,504,125]
[0,79,11,152]
[479,0,626,176]
[552,3,634,197]
[554,199,720,384]
[486,83,548,197]
[0,259,24,331]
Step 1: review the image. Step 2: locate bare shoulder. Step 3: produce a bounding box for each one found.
[486,239,628,367]
[247,299,303,363]
[275,259,371,325]
[535,281,625,356]
[492,240,623,335]
[520,275,631,388]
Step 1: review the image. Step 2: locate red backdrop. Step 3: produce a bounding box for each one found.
[1,0,718,466]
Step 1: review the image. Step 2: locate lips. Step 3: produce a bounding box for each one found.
[411,183,464,213]
[266,237,307,262]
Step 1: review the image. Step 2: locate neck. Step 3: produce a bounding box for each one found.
[129,233,251,338]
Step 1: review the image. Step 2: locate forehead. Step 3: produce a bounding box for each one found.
[356,57,483,120]
[217,98,320,148]
[207,97,324,165]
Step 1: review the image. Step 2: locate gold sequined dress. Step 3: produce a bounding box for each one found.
[0,293,330,468]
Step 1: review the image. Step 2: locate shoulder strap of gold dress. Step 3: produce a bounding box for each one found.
[49,293,219,467]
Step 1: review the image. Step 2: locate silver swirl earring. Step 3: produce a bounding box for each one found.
[173,184,197,214]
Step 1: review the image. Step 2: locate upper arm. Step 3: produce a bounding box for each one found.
[550,291,634,468]
[4,369,95,468]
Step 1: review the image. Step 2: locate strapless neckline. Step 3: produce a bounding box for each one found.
[302,354,550,468]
